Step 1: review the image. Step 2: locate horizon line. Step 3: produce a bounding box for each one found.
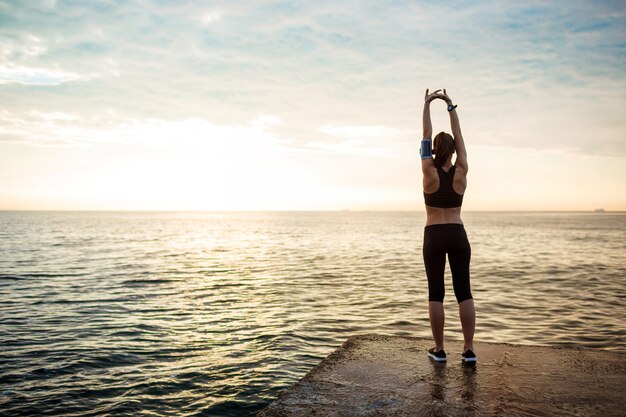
[0,209,623,213]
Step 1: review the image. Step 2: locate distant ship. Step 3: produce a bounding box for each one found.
[594,208,605,213]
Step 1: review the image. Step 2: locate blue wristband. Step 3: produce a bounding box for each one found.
[420,138,433,159]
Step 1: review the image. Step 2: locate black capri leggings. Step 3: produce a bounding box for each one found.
[423,223,473,303]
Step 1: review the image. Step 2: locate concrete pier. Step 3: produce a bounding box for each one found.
[257,334,626,416]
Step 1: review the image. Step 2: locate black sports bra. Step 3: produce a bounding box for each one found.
[424,165,464,208]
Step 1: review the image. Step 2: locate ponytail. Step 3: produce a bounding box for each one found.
[433,132,455,168]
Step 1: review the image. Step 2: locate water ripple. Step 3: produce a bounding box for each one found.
[0,210,624,416]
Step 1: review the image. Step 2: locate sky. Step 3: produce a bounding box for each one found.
[1,0,625,211]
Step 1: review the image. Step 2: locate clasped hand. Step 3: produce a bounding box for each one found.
[424,88,452,105]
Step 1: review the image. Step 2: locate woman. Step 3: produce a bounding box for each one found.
[421,88,476,363]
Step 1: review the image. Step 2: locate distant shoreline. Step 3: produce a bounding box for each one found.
[1,209,625,214]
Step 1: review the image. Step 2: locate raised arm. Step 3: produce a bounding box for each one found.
[422,88,440,138]
[421,89,441,173]
[441,89,467,171]
[423,102,433,139]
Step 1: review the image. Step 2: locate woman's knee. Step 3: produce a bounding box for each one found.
[453,285,472,303]
[428,286,445,303]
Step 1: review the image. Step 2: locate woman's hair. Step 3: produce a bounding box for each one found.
[433,131,455,168]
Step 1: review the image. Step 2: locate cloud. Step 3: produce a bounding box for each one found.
[0,65,86,85]
[319,125,405,139]
[251,114,283,128]
[0,110,288,152]
[0,0,624,156]
[307,124,411,156]
[29,111,81,121]
[201,12,221,26]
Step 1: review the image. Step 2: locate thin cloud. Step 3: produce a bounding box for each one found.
[0,65,85,85]
[0,110,288,152]
[0,1,624,156]
[319,125,405,139]
[201,12,221,26]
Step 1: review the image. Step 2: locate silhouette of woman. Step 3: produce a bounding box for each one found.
[421,88,476,363]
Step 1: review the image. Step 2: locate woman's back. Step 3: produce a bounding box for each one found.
[423,161,467,226]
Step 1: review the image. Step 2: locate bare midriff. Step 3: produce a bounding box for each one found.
[425,205,463,226]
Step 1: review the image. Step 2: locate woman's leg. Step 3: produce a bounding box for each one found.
[428,301,445,351]
[458,299,475,351]
[449,227,475,351]
[423,228,447,350]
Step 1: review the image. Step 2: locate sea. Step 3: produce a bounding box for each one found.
[0,210,624,416]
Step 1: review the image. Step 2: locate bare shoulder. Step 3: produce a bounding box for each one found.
[421,157,436,174]
[455,162,468,175]
[453,163,468,194]
[422,159,438,193]
[455,158,468,174]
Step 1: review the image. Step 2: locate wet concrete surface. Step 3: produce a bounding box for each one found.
[257,334,626,416]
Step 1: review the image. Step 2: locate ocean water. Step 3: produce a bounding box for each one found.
[0,210,624,416]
